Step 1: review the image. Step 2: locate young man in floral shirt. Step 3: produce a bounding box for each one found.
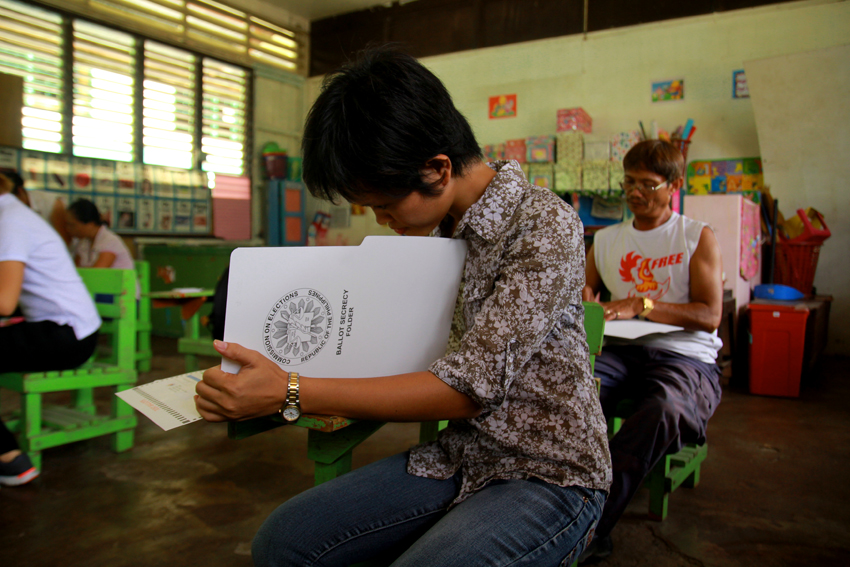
[195,47,611,567]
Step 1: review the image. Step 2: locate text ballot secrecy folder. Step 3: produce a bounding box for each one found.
[222,236,468,378]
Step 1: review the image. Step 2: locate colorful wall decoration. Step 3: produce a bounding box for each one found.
[651,78,684,102]
[1,146,211,235]
[686,157,764,195]
[488,93,517,119]
[733,70,750,99]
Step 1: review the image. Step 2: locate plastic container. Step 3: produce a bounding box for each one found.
[748,303,809,397]
[782,208,831,243]
[774,241,822,296]
[263,152,288,179]
[753,283,805,301]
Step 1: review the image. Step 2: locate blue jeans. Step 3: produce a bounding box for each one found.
[253,452,605,567]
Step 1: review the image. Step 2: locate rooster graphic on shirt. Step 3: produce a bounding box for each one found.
[618,251,684,301]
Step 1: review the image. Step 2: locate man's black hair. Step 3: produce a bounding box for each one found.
[67,198,103,225]
[301,46,482,203]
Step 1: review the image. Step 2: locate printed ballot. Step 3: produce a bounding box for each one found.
[117,236,467,430]
[604,319,684,340]
[222,236,467,376]
[116,372,203,431]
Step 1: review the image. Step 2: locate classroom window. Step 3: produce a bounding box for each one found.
[72,19,137,162]
[143,41,196,169]
[0,0,65,153]
[201,57,246,176]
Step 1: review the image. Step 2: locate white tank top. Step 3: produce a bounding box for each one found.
[594,212,721,363]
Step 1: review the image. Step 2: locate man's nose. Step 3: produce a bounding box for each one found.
[373,208,391,225]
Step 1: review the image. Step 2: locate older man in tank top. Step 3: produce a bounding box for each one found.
[579,140,724,563]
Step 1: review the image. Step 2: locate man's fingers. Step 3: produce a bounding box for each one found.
[194,392,229,422]
[213,340,261,366]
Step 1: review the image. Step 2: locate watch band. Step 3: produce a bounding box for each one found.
[280,372,300,419]
[639,297,655,320]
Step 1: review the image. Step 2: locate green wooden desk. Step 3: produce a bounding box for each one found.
[148,289,216,371]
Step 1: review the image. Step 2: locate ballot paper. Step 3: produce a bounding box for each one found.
[116,372,203,431]
[604,320,684,340]
[222,236,468,377]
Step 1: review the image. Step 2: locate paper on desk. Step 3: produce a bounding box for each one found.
[116,372,203,431]
[604,320,684,340]
[222,236,467,377]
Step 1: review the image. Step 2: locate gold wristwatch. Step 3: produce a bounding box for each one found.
[638,297,655,320]
[280,372,301,422]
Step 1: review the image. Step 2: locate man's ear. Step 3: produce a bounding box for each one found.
[422,155,452,187]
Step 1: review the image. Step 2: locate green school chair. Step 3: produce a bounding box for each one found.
[0,268,139,470]
[607,404,708,521]
[94,261,152,372]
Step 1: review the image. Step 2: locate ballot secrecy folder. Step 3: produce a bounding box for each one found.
[221,236,468,378]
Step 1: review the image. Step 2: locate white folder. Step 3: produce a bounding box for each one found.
[222,236,467,377]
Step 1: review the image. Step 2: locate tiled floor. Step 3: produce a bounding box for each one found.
[2,336,849,566]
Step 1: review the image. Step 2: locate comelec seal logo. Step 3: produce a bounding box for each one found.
[263,289,333,366]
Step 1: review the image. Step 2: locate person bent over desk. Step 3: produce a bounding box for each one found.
[195,46,612,567]
[0,171,101,486]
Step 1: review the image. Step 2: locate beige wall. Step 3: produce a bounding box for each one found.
[302,0,850,351]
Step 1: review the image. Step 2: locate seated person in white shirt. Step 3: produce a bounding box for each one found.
[65,198,134,270]
[579,140,724,563]
[0,171,101,487]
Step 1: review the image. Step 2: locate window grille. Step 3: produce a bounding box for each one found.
[0,0,65,153]
[201,57,246,175]
[72,19,136,161]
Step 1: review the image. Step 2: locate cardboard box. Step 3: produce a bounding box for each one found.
[556,107,592,133]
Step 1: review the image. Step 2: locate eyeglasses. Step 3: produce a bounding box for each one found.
[619,179,669,194]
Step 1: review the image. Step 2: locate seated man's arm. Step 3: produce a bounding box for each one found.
[583,244,602,302]
[601,227,724,332]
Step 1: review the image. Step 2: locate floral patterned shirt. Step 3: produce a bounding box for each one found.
[407,160,612,505]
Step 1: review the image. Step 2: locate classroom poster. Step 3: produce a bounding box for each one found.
[175,200,192,233]
[192,201,209,232]
[733,70,749,99]
[20,151,46,190]
[1,145,211,235]
[172,169,193,200]
[652,78,684,102]
[157,199,173,232]
[117,162,137,194]
[0,147,17,169]
[139,198,155,231]
[94,161,116,194]
[117,197,136,230]
[73,158,94,192]
[154,167,174,197]
[141,165,154,196]
[489,94,517,119]
[94,195,116,228]
[46,157,70,191]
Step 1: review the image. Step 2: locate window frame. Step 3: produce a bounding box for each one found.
[9,0,254,175]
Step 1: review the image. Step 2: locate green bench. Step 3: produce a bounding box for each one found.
[0,268,139,470]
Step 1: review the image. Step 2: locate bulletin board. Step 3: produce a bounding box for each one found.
[0,146,211,235]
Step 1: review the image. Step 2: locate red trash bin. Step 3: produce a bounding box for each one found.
[748,303,809,398]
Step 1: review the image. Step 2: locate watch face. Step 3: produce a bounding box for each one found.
[282,405,301,421]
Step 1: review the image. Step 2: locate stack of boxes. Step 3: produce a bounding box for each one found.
[479,107,642,198]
